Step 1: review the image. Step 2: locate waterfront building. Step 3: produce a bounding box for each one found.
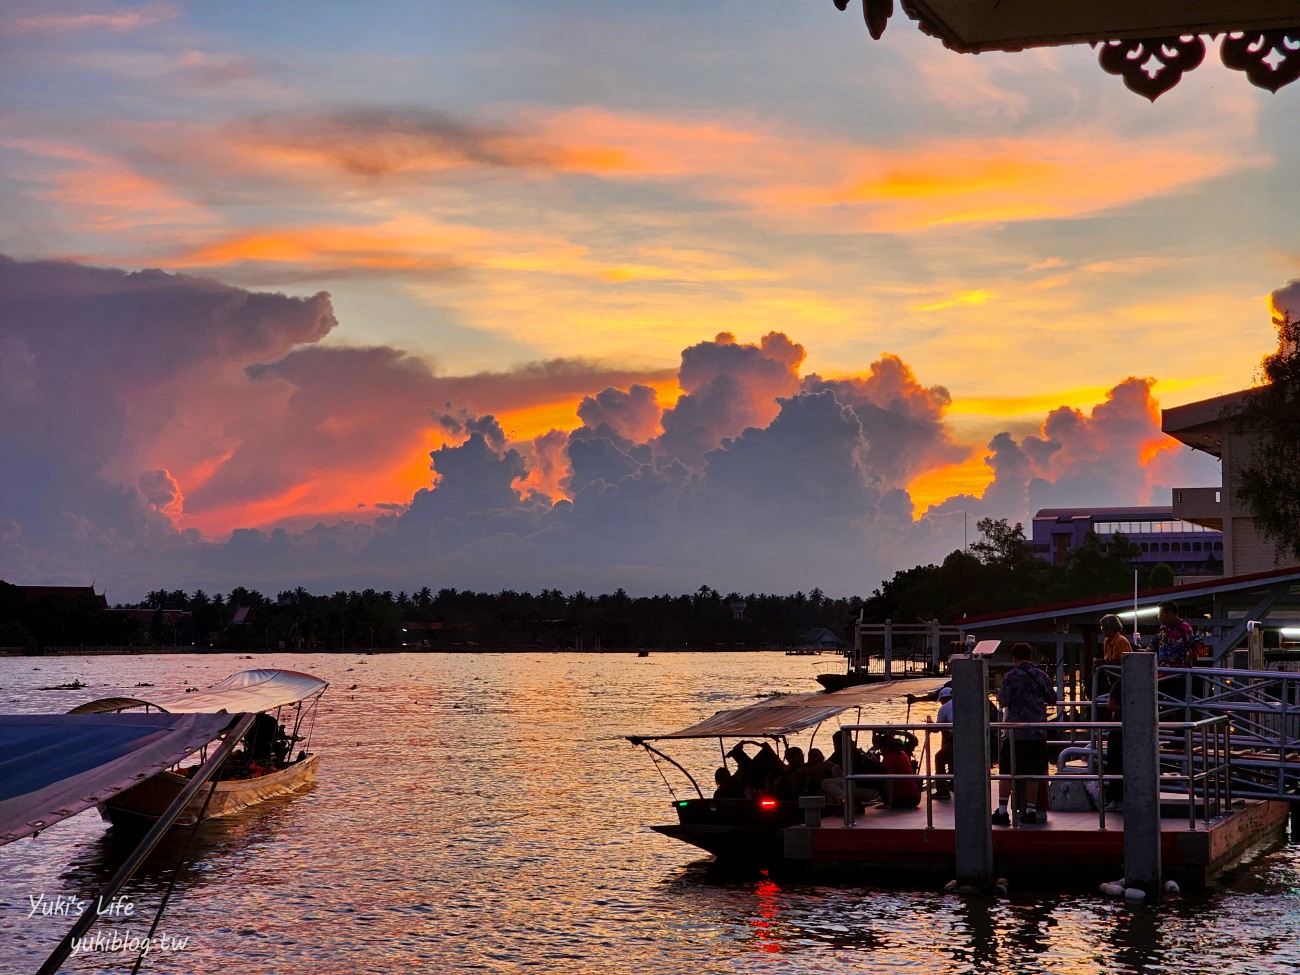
[1030,506,1224,581]
[1163,390,1300,578]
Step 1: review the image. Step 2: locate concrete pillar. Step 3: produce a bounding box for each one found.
[952,656,995,888]
[1122,651,1162,896]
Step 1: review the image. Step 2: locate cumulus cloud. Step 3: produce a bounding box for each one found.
[0,256,1229,601]
[576,383,661,444]
[0,256,334,552]
[654,331,804,467]
[0,256,668,568]
[803,353,965,488]
[1271,279,1300,322]
[924,377,1221,530]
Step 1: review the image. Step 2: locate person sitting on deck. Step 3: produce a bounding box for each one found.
[245,713,280,765]
[876,733,922,809]
[823,730,883,806]
[803,747,832,787]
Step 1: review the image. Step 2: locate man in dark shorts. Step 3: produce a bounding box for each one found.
[992,642,1057,825]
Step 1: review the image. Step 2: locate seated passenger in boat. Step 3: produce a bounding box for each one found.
[799,748,831,793]
[246,713,281,765]
[780,746,818,799]
[713,766,746,799]
[728,740,784,797]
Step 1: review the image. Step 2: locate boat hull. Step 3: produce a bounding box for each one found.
[816,671,903,692]
[101,753,319,830]
[652,823,787,863]
[652,798,808,864]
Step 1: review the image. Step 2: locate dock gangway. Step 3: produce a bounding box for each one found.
[1088,664,1300,803]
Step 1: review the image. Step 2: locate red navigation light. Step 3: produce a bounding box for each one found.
[758,799,778,810]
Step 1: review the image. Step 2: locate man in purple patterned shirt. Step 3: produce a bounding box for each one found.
[1151,600,1196,668]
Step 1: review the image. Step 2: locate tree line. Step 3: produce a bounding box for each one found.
[0,519,1176,652]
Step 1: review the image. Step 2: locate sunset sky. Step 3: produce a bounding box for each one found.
[3,1,1298,603]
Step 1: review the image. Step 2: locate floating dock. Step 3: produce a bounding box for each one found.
[781,792,1291,887]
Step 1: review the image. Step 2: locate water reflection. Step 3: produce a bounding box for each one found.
[1109,907,1163,974]
[953,896,1000,971]
[56,792,311,897]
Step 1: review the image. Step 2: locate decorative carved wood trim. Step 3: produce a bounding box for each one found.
[832,2,1300,97]
[1221,31,1300,93]
[1096,37,1207,101]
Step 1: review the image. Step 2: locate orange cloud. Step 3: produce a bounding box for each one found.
[4,136,213,234]
[910,289,997,313]
[948,387,1121,419]
[530,108,1263,233]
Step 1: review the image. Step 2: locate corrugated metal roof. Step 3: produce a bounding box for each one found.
[960,565,1300,630]
[629,677,946,741]
[70,669,327,715]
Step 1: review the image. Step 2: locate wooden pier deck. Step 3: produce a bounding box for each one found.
[783,793,1291,886]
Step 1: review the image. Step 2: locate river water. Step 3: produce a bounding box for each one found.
[3,652,1298,974]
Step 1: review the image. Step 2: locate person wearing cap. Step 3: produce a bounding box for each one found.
[1097,614,1134,811]
[932,686,954,799]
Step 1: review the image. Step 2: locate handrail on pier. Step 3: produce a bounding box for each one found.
[836,714,1231,831]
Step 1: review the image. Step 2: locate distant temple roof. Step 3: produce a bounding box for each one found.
[16,585,108,610]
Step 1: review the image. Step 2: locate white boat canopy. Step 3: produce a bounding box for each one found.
[69,669,328,716]
[0,711,235,845]
[628,677,947,742]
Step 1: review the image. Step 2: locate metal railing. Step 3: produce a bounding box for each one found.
[1094,663,1300,801]
[837,713,1231,831]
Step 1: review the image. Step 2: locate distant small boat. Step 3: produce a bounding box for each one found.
[815,670,896,691]
[70,669,328,830]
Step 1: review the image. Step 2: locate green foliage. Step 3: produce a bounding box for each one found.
[865,519,1144,624]
[1146,562,1176,589]
[1227,312,1300,563]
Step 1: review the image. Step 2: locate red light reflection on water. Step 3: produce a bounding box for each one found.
[748,872,784,954]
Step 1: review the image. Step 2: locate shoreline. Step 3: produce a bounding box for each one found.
[1,645,828,657]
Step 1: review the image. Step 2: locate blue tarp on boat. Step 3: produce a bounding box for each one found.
[0,711,233,844]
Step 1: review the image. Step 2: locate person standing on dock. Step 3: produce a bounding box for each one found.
[1150,601,1196,668]
[932,686,954,799]
[992,642,1057,825]
[1098,614,1133,811]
